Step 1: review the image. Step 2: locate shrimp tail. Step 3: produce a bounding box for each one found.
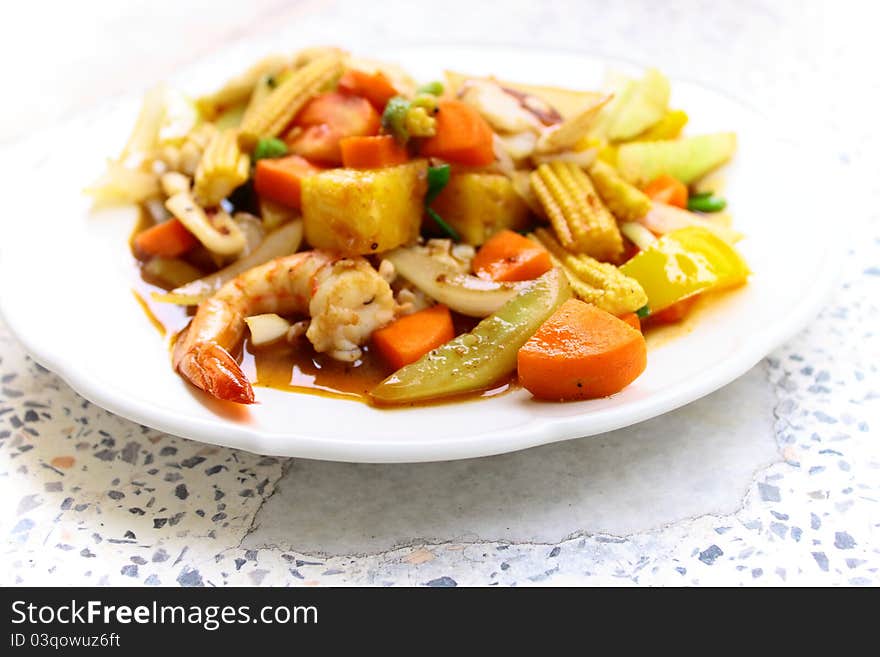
[177,342,256,404]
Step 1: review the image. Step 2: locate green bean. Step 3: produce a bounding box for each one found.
[416,81,444,96]
[426,164,451,204]
[252,137,288,161]
[426,207,460,242]
[687,192,727,213]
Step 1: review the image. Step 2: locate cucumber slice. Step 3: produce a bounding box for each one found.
[617,133,737,186]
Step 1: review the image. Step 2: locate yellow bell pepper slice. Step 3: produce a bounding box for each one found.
[620,226,749,313]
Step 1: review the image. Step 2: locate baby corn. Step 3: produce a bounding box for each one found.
[532,228,646,315]
[588,160,651,222]
[239,74,276,128]
[531,161,623,261]
[195,54,293,120]
[193,128,250,206]
[238,52,343,148]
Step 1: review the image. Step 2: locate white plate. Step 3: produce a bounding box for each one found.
[0,45,838,463]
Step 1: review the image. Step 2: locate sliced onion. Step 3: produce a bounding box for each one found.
[497,131,538,162]
[165,191,245,255]
[245,313,291,346]
[233,212,266,257]
[385,247,530,317]
[620,221,658,251]
[460,79,543,133]
[84,160,159,206]
[492,134,516,178]
[639,202,743,244]
[153,220,303,305]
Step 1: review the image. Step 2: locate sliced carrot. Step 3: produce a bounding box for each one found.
[253,155,324,209]
[338,69,398,111]
[472,230,552,282]
[646,294,699,325]
[340,135,409,169]
[419,100,495,166]
[134,219,198,258]
[618,312,642,331]
[517,299,647,400]
[372,304,455,371]
[643,174,688,208]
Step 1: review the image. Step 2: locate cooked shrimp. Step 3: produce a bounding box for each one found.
[173,250,397,403]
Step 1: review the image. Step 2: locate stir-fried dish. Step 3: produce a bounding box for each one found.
[89,46,749,406]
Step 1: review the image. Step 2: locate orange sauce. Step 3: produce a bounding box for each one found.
[131,277,193,339]
[242,340,390,402]
[238,338,515,406]
[642,287,742,350]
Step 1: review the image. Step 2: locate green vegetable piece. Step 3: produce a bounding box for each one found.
[426,164,451,204]
[381,96,411,144]
[253,137,288,161]
[425,164,457,239]
[371,268,572,404]
[687,192,727,213]
[427,207,460,242]
[635,304,651,319]
[416,81,444,96]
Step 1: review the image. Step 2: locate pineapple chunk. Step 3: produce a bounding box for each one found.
[430,173,530,245]
[302,160,428,255]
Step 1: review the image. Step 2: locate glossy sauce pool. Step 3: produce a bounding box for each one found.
[131,263,513,406]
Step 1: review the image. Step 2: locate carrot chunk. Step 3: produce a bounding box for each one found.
[618,312,642,331]
[517,299,647,400]
[340,135,409,168]
[372,304,455,371]
[134,219,198,258]
[643,174,688,208]
[338,69,398,111]
[419,100,495,166]
[472,230,552,282]
[253,154,324,209]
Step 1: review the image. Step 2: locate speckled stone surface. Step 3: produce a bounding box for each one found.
[1,0,877,585]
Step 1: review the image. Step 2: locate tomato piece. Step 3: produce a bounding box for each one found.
[338,69,398,111]
[647,295,700,325]
[285,92,381,165]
